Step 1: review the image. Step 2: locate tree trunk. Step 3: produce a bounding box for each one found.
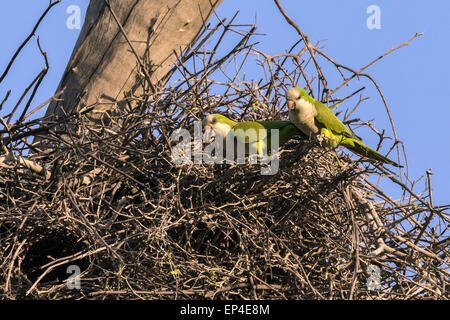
[44,0,223,120]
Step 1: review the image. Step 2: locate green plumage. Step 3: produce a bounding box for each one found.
[232,120,301,151]
[301,91,358,140]
[208,114,303,154]
[289,87,401,167]
[212,114,237,128]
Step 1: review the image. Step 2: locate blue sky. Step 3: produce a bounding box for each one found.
[0,1,449,205]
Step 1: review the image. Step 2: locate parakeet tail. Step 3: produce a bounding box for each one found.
[345,139,402,167]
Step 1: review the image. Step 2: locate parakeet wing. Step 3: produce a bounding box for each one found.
[232,121,293,144]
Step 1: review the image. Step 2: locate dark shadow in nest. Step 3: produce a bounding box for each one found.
[167,220,240,257]
[21,226,90,284]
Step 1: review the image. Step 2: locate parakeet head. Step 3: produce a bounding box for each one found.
[202,114,236,142]
[286,87,307,110]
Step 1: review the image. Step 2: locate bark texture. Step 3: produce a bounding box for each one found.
[44,0,223,119]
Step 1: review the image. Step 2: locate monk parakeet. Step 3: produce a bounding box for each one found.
[203,113,303,155]
[286,87,401,167]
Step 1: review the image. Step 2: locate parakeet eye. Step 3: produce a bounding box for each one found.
[212,118,217,124]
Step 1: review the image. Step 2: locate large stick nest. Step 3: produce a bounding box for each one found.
[0,7,448,300]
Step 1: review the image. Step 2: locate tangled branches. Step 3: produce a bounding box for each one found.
[0,3,448,300]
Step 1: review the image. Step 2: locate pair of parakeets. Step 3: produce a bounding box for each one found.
[202,87,401,167]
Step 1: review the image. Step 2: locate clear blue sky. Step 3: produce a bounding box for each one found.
[1,1,449,205]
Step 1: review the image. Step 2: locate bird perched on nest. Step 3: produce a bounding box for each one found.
[286,86,401,167]
[202,113,303,156]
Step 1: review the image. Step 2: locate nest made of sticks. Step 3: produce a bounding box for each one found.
[0,6,448,300]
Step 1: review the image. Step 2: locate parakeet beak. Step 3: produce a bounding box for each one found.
[287,100,295,110]
[203,125,215,143]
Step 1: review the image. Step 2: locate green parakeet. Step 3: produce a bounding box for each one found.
[203,113,303,155]
[286,87,401,167]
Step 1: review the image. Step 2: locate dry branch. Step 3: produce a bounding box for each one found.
[0,3,448,300]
